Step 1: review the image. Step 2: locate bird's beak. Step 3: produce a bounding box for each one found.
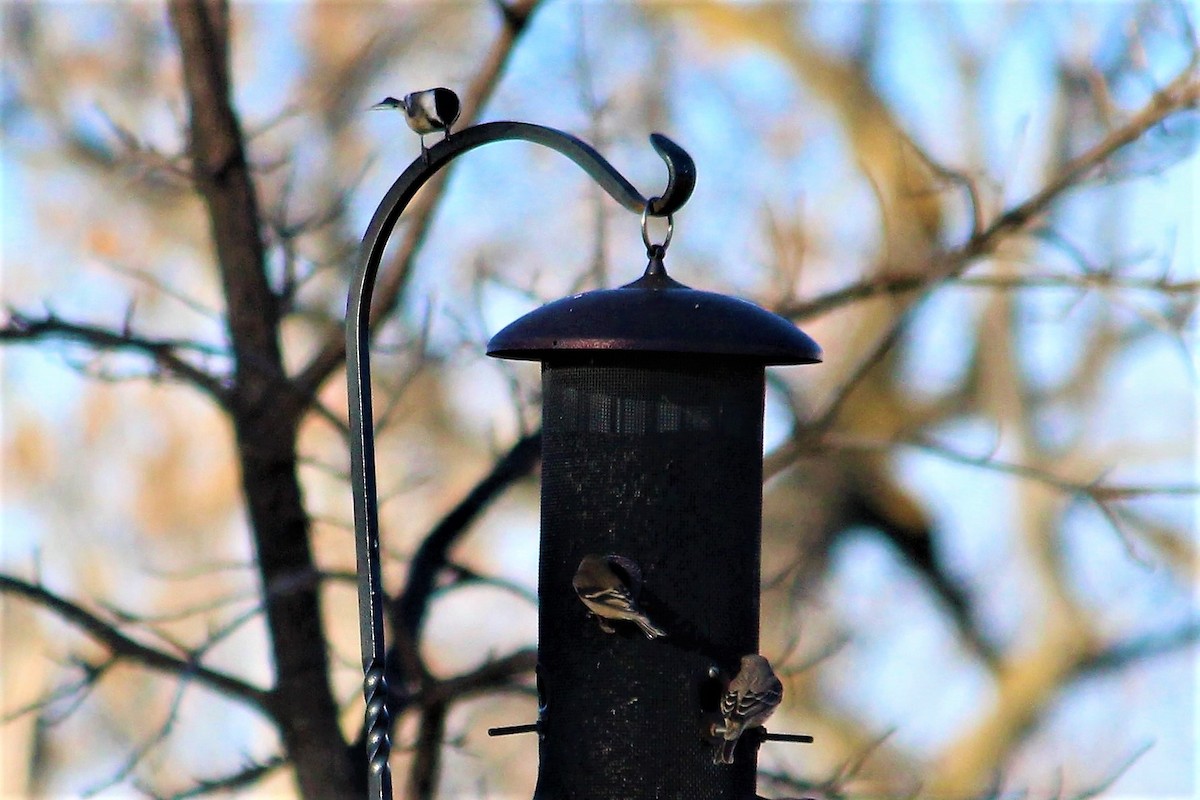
[369,102,391,111]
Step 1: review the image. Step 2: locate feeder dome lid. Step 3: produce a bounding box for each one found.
[487,258,822,365]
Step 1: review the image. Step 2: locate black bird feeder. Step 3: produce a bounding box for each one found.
[348,115,820,800]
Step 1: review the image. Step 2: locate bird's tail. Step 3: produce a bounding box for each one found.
[635,614,667,639]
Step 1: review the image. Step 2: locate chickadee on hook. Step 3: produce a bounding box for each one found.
[371,87,461,164]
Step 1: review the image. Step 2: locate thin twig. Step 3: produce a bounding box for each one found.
[771,60,1199,444]
[407,700,448,800]
[988,57,1199,240]
[144,754,287,799]
[777,270,1199,322]
[1066,741,1155,799]
[81,677,190,797]
[1,310,230,401]
[2,656,115,725]
[0,575,270,713]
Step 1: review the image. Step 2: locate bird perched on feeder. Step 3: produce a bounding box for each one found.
[572,554,666,639]
[713,654,783,765]
[371,87,461,163]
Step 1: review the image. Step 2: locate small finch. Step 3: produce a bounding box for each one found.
[572,554,666,639]
[714,654,783,765]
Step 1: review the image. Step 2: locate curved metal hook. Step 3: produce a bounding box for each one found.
[647,132,696,215]
[346,121,696,800]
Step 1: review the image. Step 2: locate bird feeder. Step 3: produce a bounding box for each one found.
[347,115,819,800]
[488,229,819,799]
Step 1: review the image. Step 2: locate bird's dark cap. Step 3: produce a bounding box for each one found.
[487,253,821,365]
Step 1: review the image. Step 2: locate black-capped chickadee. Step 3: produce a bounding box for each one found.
[572,554,666,639]
[371,88,461,161]
[714,654,783,765]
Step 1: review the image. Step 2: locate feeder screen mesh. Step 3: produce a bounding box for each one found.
[534,356,766,800]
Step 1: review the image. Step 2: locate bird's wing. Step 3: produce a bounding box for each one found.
[720,689,738,718]
[725,680,782,721]
[432,88,461,126]
[580,585,639,611]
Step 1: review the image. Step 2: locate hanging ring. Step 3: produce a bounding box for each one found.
[641,203,674,255]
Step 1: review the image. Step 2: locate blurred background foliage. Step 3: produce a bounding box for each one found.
[1,1,1196,798]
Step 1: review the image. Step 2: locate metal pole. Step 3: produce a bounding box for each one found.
[346,121,695,800]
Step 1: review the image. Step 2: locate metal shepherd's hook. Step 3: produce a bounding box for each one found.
[346,97,696,800]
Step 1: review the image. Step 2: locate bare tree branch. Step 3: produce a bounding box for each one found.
[826,432,1199,500]
[0,575,269,712]
[1,309,230,401]
[407,700,448,800]
[1066,741,1155,800]
[441,562,539,607]
[404,649,536,800]
[80,678,190,797]
[822,431,1197,557]
[2,655,115,726]
[347,431,541,761]
[777,270,1199,323]
[776,60,1197,337]
[771,57,1200,477]
[393,431,542,640]
[1076,621,1200,676]
[990,56,1199,238]
[761,727,898,800]
[142,754,287,799]
[418,648,537,708]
